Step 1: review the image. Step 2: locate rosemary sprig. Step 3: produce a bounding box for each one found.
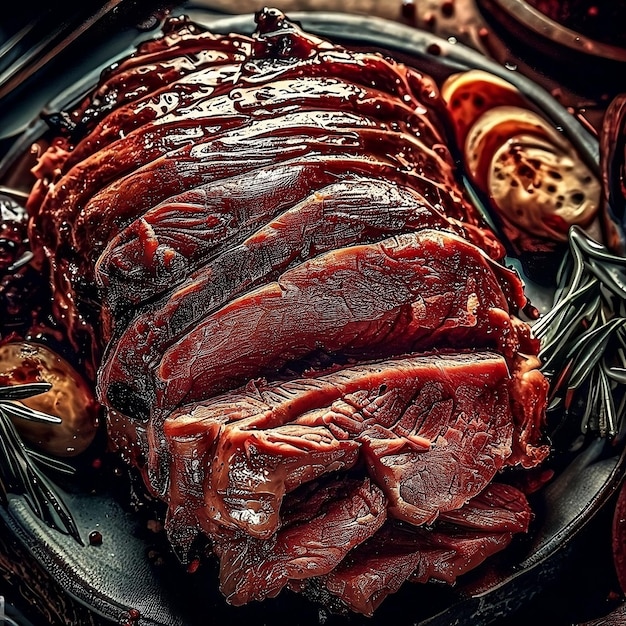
[0,382,83,544]
[537,226,626,439]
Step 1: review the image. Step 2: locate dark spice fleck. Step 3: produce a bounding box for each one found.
[400,0,416,21]
[441,0,455,17]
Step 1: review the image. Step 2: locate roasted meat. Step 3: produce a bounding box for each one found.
[25,8,549,614]
[322,482,532,615]
[164,351,544,542]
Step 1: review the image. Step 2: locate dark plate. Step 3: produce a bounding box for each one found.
[477,0,626,64]
[0,8,623,626]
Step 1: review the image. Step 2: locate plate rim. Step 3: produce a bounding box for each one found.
[479,0,626,63]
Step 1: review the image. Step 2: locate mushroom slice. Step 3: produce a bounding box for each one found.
[488,134,601,241]
[0,341,100,457]
[464,105,571,190]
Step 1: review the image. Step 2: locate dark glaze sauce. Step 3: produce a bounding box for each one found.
[0,192,56,343]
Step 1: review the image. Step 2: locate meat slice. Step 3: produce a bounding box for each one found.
[38,139,440,360]
[212,478,386,606]
[162,351,545,542]
[36,83,452,259]
[97,181,506,421]
[353,378,522,525]
[166,416,361,544]
[292,354,543,527]
[71,119,450,257]
[321,483,532,615]
[97,171,493,312]
[34,113,386,253]
[69,21,253,132]
[69,43,441,168]
[308,365,517,527]
[69,10,444,164]
[67,60,246,170]
[210,422,361,538]
[153,229,530,412]
[438,482,533,531]
[100,227,524,425]
[69,58,251,163]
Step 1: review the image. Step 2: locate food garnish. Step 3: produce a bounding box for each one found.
[442,71,602,254]
[0,380,81,542]
[0,341,99,456]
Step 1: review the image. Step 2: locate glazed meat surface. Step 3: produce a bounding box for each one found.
[26,8,549,615]
[164,351,542,540]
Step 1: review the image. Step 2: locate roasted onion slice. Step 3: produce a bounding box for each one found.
[0,341,99,456]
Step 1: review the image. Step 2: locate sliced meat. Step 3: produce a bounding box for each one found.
[36,81,452,258]
[439,482,533,531]
[69,42,442,167]
[34,111,375,252]
[153,229,530,412]
[67,61,246,169]
[208,422,361,539]
[213,477,386,606]
[96,180,504,414]
[70,21,253,131]
[69,9,442,158]
[162,351,544,541]
[293,353,540,527]
[322,483,531,615]
[356,387,527,527]
[326,527,515,615]
[38,146,432,358]
[23,9,549,615]
[97,170,488,311]
[74,121,451,257]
